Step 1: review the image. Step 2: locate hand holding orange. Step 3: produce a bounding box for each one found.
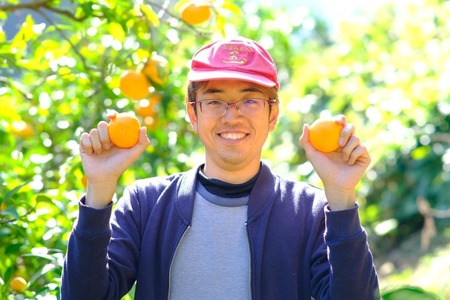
[108,112,141,149]
[308,118,343,153]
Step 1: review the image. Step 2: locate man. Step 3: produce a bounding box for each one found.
[61,36,379,299]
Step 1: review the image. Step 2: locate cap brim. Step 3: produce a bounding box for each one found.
[188,70,276,88]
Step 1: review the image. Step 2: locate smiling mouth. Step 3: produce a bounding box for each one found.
[219,132,247,140]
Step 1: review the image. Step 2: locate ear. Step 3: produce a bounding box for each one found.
[186,102,198,133]
[268,102,279,132]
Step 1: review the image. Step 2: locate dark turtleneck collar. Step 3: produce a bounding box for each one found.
[197,164,260,198]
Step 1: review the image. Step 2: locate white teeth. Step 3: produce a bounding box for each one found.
[220,132,246,140]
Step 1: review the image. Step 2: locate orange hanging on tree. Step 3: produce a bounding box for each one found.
[10,276,27,293]
[119,70,152,100]
[141,53,169,86]
[9,120,34,139]
[135,93,162,118]
[180,1,212,25]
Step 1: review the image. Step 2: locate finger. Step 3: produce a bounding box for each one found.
[299,124,318,156]
[80,132,93,155]
[89,128,103,154]
[334,114,347,126]
[138,127,151,146]
[123,127,150,161]
[299,124,311,148]
[106,109,118,120]
[339,123,356,147]
[97,121,111,149]
[342,135,360,161]
[348,143,371,166]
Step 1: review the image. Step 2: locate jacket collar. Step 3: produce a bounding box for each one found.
[247,161,279,223]
[175,162,278,224]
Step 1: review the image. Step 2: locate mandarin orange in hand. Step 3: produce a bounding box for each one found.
[108,112,141,148]
[308,118,343,153]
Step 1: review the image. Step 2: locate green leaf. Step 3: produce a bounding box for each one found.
[5,242,25,254]
[219,3,242,15]
[36,195,53,204]
[11,15,36,51]
[140,4,160,27]
[4,183,28,202]
[79,2,94,16]
[411,145,431,160]
[382,286,440,300]
[108,22,126,42]
[1,206,21,220]
[3,266,13,283]
[174,0,191,12]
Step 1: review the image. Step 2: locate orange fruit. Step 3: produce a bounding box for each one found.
[180,2,211,25]
[141,53,169,86]
[10,121,34,138]
[135,94,162,118]
[10,276,27,293]
[108,112,141,148]
[119,70,151,100]
[309,118,343,153]
[0,201,6,210]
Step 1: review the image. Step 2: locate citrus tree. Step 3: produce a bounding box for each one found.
[261,0,450,296]
[1,0,449,298]
[280,0,450,247]
[0,0,237,298]
[0,0,314,298]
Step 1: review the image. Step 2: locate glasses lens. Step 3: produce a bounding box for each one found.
[199,100,227,116]
[238,99,266,116]
[198,99,268,117]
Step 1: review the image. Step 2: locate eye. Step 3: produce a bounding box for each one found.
[243,98,259,105]
[205,100,223,106]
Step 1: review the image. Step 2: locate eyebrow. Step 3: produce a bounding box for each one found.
[201,87,264,95]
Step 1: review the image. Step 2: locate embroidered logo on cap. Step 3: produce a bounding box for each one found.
[221,44,252,65]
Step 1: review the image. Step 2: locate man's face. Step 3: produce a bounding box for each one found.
[187,80,279,180]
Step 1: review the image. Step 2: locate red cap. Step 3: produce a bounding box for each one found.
[188,37,280,90]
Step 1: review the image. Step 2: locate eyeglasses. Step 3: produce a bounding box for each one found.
[190,98,278,117]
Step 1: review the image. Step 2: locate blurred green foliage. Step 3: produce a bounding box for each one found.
[1,0,449,298]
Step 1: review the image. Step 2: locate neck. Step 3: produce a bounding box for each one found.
[202,161,262,184]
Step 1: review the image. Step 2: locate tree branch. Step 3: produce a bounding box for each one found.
[0,0,50,12]
[35,9,91,71]
[0,0,95,22]
[42,3,89,22]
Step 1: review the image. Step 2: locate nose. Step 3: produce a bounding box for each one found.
[223,102,241,117]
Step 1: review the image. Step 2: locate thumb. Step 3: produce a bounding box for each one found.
[137,126,150,148]
[299,124,311,148]
[106,109,118,120]
[299,124,317,156]
[124,127,150,161]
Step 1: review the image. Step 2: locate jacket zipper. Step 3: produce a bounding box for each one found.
[166,225,191,299]
[245,222,252,300]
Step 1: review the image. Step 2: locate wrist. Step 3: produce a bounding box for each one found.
[86,181,117,209]
[324,186,356,211]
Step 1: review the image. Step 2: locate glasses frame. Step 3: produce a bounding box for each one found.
[189,98,278,117]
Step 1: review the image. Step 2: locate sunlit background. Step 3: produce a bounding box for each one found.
[1,0,450,298]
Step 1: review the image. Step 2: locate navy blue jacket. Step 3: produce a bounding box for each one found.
[61,163,379,299]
